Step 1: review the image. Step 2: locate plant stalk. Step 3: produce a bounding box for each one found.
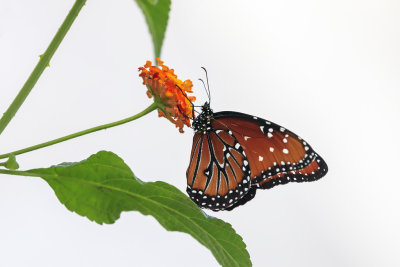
[0,103,158,160]
[0,0,87,135]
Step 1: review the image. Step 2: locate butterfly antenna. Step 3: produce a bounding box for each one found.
[176,85,196,119]
[201,67,211,104]
[199,78,211,103]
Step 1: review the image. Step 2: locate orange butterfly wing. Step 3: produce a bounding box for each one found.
[186,111,328,211]
[186,129,255,210]
[212,112,328,189]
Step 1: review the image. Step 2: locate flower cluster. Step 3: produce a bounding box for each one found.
[139,58,196,133]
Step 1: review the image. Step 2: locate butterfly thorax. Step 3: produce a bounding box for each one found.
[192,102,214,134]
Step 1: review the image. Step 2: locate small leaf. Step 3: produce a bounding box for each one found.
[135,0,171,59]
[4,154,19,170]
[24,151,251,267]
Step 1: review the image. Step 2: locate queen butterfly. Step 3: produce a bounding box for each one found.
[138,59,327,211]
[186,76,328,211]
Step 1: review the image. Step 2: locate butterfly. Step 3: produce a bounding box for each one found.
[185,70,328,211]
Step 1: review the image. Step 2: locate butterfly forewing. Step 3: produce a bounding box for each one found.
[258,156,328,189]
[186,130,251,211]
[212,111,328,189]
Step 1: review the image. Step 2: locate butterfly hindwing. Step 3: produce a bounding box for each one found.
[186,129,252,211]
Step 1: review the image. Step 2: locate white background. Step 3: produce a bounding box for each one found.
[1,0,399,266]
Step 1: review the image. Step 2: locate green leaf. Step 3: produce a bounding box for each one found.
[0,154,19,170]
[24,151,251,267]
[135,0,171,59]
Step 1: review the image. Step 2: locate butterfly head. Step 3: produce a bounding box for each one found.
[192,102,214,133]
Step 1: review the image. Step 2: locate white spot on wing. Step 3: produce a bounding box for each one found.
[283,148,289,154]
[259,156,263,161]
[283,138,288,143]
[270,147,274,152]
[267,132,273,138]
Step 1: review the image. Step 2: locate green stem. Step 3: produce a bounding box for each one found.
[0,169,35,177]
[0,103,158,160]
[0,0,87,135]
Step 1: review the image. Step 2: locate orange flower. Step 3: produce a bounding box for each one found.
[138,58,196,133]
